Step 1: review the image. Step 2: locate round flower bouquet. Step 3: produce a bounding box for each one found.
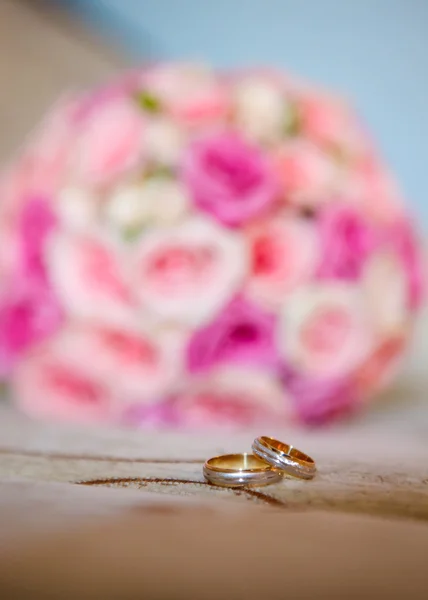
[0,63,423,428]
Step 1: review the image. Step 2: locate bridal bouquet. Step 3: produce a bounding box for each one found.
[0,63,423,427]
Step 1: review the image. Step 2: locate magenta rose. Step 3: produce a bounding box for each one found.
[317,203,376,280]
[0,280,62,378]
[181,131,277,227]
[280,363,358,426]
[187,296,278,373]
[19,196,57,282]
[0,198,62,376]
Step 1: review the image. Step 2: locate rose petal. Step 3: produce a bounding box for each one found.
[280,284,373,377]
[248,218,319,308]
[46,232,134,326]
[134,217,247,326]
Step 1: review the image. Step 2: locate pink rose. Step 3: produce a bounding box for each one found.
[74,97,145,185]
[187,296,278,374]
[272,140,339,208]
[19,197,57,282]
[181,132,277,227]
[280,364,357,425]
[1,192,55,283]
[67,324,184,401]
[0,198,62,376]
[168,368,289,428]
[388,218,424,311]
[134,217,247,326]
[0,281,62,378]
[141,63,229,125]
[12,335,113,425]
[279,284,372,377]
[46,232,134,326]
[247,218,319,308]
[317,203,376,281]
[12,322,183,424]
[22,97,78,196]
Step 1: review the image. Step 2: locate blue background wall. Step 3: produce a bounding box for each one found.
[60,1,428,222]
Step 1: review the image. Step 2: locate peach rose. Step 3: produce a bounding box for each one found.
[46,232,134,326]
[140,63,229,126]
[279,284,372,377]
[353,335,406,397]
[298,91,368,157]
[272,139,340,207]
[247,218,319,308]
[134,217,248,326]
[343,155,405,223]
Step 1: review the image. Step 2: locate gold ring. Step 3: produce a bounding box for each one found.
[252,436,316,480]
[203,453,283,488]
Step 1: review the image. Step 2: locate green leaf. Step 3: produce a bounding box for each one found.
[134,91,162,113]
[284,103,301,137]
[144,164,175,180]
[123,224,145,242]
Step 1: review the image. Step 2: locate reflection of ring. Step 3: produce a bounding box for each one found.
[252,436,316,480]
[203,453,283,488]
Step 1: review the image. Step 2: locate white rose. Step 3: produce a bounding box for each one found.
[106,179,189,231]
[234,77,287,144]
[57,187,98,231]
[105,184,152,230]
[144,178,190,224]
[145,117,184,165]
[363,251,409,335]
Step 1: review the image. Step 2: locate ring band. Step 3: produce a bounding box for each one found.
[203,453,283,488]
[252,436,316,480]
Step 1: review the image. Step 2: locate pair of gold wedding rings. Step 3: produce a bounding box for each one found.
[203,436,316,488]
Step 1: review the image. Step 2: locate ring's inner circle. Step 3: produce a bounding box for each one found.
[260,437,314,464]
[207,453,271,472]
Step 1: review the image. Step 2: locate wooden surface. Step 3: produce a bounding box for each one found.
[1,2,428,598]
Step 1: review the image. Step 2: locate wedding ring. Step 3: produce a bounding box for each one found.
[203,453,283,488]
[252,436,316,480]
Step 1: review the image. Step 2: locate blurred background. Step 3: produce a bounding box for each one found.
[54,0,428,223]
